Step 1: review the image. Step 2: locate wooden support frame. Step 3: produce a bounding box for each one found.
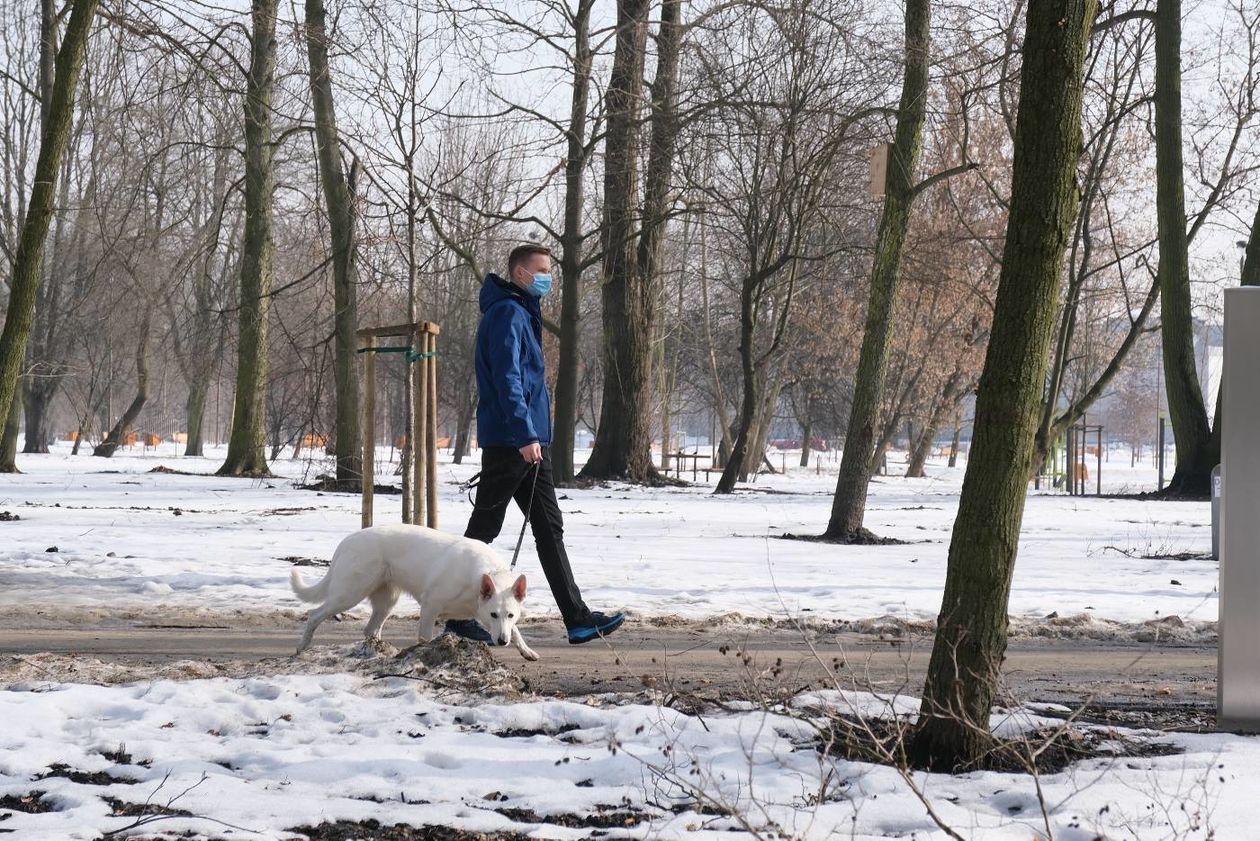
[357,322,441,528]
[361,335,375,528]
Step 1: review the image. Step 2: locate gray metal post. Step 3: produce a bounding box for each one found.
[1212,464,1222,560]
[1219,286,1260,732]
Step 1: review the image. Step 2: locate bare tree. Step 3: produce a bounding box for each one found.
[304,0,360,488]
[580,0,656,482]
[0,0,101,450]
[218,0,279,478]
[911,0,1098,771]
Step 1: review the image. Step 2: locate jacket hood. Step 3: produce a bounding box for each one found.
[479,272,541,319]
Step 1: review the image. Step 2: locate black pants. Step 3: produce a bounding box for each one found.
[465,447,591,628]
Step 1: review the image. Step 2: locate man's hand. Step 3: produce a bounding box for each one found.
[519,442,542,464]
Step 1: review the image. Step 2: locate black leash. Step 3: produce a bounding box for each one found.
[510,461,542,570]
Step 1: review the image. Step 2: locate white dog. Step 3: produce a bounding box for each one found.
[289,524,539,660]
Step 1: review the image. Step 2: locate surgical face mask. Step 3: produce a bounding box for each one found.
[526,272,553,298]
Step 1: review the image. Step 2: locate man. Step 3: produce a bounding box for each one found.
[446,244,625,645]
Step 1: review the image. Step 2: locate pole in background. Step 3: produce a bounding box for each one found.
[1157,414,1166,492]
[1219,286,1260,732]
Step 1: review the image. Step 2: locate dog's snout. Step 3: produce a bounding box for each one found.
[497,636,509,646]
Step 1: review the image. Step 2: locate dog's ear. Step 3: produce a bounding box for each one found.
[512,574,527,602]
[480,574,496,601]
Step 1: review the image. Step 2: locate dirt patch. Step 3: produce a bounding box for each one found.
[375,635,527,698]
[1067,701,1216,732]
[779,530,910,546]
[281,555,330,567]
[287,820,529,840]
[4,652,227,687]
[36,763,138,786]
[1011,612,1217,645]
[1099,545,1215,562]
[299,476,401,495]
[491,805,646,829]
[811,715,1182,775]
[147,465,212,476]
[102,796,194,818]
[492,724,581,739]
[0,792,55,814]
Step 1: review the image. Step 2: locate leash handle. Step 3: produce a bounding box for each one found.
[510,460,542,570]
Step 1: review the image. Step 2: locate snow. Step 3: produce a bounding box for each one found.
[0,670,1252,840]
[0,444,1246,840]
[0,444,1218,628]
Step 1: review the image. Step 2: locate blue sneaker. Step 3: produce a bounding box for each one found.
[444,619,492,644]
[567,611,625,645]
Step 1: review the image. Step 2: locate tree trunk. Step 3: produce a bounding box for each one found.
[22,376,55,453]
[907,368,965,478]
[800,412,813,468]
[94,316,151,458]
[0,0,98,434]
[0,393,20,472]
[640,0,684,477]
[947,411,961,467]
[580,0,657,483]
[660,398,671,471]
[825,0,930,540]
[1154,0,1212,498]
[699,214,734,472]
[452,399,474,465]
[17,0,65,460]
[305,0,360,489]
[552,0,595,485]
[184,378,209,456]
[219,0,278,478]
[749,377,782,478]
[716,287,761,493]
[909,0,1096,771]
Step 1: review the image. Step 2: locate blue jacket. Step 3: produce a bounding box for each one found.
[475,274,552,448]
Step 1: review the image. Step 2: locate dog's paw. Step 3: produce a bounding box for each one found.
[518,646,540,662]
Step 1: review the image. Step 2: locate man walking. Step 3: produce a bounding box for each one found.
[447,244,625,645]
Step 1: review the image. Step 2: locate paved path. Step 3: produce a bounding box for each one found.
[0,619,1217,728]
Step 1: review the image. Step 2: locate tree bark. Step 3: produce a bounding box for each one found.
[1154,0,1212,497]
[218,0,278,478]
[0,0,99,439]
[906,367,966,478]
[0,393,20,472]
[579,0,657,483]
[19,0,63,458]
[800,411,813,468]
[94,312,151,458]
[22,377,54,453]
[552,0,595,485]
[452,397,474,465]
[305,0,361,489]
[184,378,209,457]
[717,288,762,492]
[699,213,734,471]
[717,267,796,493]
[947,411,961,467]
[825,0,930,540]
[909,0,1096,772]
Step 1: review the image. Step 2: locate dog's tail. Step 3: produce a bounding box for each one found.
[289,567,330,603]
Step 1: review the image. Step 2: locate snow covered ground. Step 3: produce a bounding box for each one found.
[0,664,1251,840]
[1,444,1244,840]
[0,443,1217,628]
